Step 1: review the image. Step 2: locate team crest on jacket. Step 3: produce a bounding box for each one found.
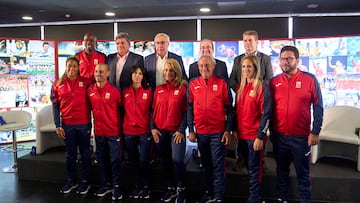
[296,81,301,88]
[124,93,130,98]
[94,59,98,65]
[213,84,218,91]
[174,90,179,95]
[158,90,164,94]
[105,92,110,99]
[79,82,83,87]
[142,93,148,99]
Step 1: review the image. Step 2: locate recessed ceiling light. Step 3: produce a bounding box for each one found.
[105,12,115,17]
[22,16,33,20]
[200,8,210,13]
[307,4,319,9]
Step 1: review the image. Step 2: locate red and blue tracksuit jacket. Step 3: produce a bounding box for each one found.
[122,86,152,135]
[187,75,233,134]
[236,82,272,140]
[76,51,107,80]
[270,70,323,136]
[87,82,122,136]
[51,76,92,128]
[151,81,187,134]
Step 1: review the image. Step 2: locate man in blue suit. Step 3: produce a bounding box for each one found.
[108,32,144,90]
[188,39,228,82]
[144,33,187,90]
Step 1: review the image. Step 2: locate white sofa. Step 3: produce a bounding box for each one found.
[311,105,360,171]
[35,105,64,154]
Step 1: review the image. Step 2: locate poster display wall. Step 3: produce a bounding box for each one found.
[0,38,55,144]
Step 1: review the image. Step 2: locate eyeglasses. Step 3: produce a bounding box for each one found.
[279,57,296,62]
[155,41,168,45]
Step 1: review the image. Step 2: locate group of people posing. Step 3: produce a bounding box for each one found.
[51,30,323,203]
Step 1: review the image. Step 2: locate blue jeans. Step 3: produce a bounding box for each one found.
[156,130,186,188]
[124,133,151,187]
[95,135,122,187]
[238,139,263,203]
[272,132,311,203]
[197,132,226,201]
[63,123,91,183]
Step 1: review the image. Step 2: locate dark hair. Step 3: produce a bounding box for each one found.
[56,56,79,86]
[130,65,149,89]
[116,32,131,44]
[280,45,300,59]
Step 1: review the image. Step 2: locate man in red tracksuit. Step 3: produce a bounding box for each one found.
[76,33,107,81]
[87,63,123,201]
[270,46,323,203]
[188,55,233,203]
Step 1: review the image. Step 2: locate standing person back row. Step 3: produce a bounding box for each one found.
[189,39,229,82]
[145,32,188,90]
[108,32,144,90]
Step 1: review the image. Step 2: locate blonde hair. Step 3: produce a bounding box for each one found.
[56,56,80,86]
[237,55,262,100]
[163,58,187,87]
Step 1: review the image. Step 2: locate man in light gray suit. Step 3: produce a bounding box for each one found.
[230,30,273,89]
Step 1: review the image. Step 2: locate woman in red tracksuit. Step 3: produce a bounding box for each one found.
[122,65,153,199]
[151,58,187,203]
[235,55,272,203]
[51,56,92,195]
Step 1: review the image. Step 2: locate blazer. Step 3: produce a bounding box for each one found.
[189,58,229,83]
[229,51,273,91]
[108,51,144,90]
[144,51,188,90]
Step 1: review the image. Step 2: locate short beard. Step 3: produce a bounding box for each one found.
[281,66,296,75]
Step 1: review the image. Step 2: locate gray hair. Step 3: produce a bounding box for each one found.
[154,33,170,42]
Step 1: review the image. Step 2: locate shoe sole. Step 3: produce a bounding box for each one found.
[95,190,112,197]
[162,194,178,202]
[77,185,91,195]
[140,195,150,199]
[60,184,78,194]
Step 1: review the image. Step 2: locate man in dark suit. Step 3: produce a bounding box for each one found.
[108,32,144,90]
[230,30,273,172]
[144,33,187,90]
[188,39,228,82]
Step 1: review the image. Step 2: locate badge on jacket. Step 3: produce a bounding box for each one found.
[142,93,148,99]
[213,84,218,91]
